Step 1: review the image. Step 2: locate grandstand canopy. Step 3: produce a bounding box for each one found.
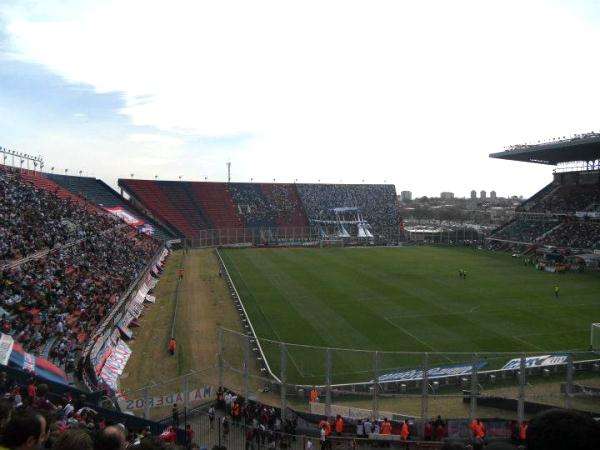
[489,134,600,165]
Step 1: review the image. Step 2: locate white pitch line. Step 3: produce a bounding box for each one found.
[383,317,454,363]
[511,335,543,351]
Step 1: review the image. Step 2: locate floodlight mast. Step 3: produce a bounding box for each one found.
[227,162,231,183]
[0,147,44,173]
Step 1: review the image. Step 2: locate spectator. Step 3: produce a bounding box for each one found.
[526,408,600,450]
[2,410,47,450]
[96,425,127,450]
[51,429,93,450]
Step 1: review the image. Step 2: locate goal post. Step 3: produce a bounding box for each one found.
[592,323,600,351]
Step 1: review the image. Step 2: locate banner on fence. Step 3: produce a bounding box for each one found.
[378,362,487,383]
[118,385,214,411]
[501,354,568,370]
[99,340,132,390]
[104,206,144,227]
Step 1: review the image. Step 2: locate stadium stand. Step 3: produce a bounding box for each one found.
[0,166,160,372]
[517,181,558,212]
[119,179,199,238]
[260,183,308,228]
[187,182,243,229]
[491,168,600,248]
[227,182,276,228]
[45,173,173,240]
[540,220,600,250]
[490,218,559,243]
[525,183,600,214]
[296,183,400,230]
[119,179,400,240]
[1,167,114,262]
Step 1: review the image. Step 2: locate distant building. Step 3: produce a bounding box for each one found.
[470,190,477,199]
[490,190,497,200]
[440,192,454,200]
[480,190,487,200]
[400,191,412,202]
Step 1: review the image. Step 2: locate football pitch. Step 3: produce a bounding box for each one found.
[220,246,600,384]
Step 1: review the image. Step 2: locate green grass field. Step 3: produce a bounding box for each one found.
[220,246,600,384]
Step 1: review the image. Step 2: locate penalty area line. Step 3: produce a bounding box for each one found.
[383,317,454,363]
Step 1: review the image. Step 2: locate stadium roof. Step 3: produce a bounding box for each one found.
[489,133,600,165]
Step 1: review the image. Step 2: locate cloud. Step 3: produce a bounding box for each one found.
[1,0,600,196]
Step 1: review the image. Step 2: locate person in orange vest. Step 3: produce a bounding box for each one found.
[318,418,331,449]
[334,415,344,436]
[400,420,409,440]
[310,387,319,403]
[518,421,528,445]
[178,268,184,280]
[168,338,177,355]
[318,418,331,437]
[470,419,485,449]
[380,418,392,435]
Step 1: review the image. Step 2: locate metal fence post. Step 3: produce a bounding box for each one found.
[183,373,190,417]
[518,355,526,425]
[243,334,250,400]
[217,328,224,389]
[372,351,379,421]
[280,343,287,420]
[420,353,429,439]
[143,385,150,420]
[565,353,574,410]
[470,353,479,422]
[325,348,332,418]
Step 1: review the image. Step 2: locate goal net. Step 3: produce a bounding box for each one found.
[592,323,600,351]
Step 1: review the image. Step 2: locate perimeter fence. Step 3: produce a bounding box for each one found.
[119,328,600,434]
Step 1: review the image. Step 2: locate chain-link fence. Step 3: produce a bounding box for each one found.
[116,328,600,449]
[219,328,600,427]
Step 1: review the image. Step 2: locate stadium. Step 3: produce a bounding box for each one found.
[1,131,600,449]
[2,2,600,449]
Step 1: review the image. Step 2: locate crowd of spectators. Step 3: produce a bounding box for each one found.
[296,183,400,231]
[540,221,600,250]
[526,184,600,214]
[227,184,275,228]
[226,183,310,229]
[260,184,306,227]
[491,219,558,243]
[0,372,191,450]
[0,167,159,367]
[0,168,117,263]
[215,387,296,448]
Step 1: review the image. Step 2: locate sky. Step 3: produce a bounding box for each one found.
[1,0,600,198]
